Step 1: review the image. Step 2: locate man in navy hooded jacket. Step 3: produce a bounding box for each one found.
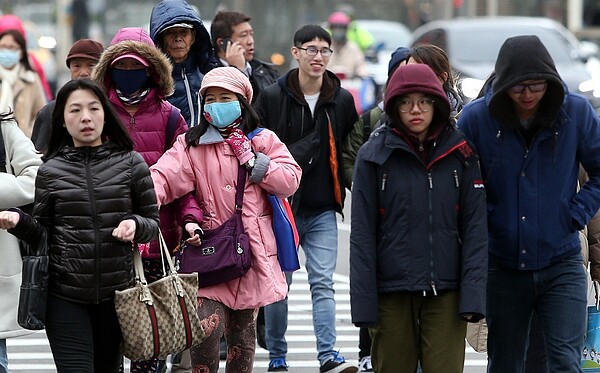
[150,0,219,127]
[458,35,600,372]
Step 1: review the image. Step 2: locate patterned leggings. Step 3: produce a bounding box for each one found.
[191,298,257,373]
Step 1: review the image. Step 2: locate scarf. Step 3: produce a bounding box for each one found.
[116,88,149,106]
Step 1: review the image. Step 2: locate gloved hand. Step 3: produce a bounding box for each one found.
[225,129,254,165]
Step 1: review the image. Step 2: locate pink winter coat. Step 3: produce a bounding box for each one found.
[92,27,203,257]
[150,127,302,310]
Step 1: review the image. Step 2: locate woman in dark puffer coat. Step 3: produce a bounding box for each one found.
[0,79,159,373]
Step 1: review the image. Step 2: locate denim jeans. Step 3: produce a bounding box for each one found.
[0,339,7,373]
[486,254,587,373]
[265,272,292,360]
[265,210,339,365]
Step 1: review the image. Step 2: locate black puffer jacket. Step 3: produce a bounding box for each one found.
[10,143,159,304]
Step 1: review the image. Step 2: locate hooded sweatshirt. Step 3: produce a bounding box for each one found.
[489,35,564,136]
[458,35,600,270]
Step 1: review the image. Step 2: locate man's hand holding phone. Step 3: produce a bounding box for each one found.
[219,37,246,72]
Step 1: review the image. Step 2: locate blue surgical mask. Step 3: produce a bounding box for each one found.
[203,101,242,128]
[111,68,148,95]
[0,49,20,68]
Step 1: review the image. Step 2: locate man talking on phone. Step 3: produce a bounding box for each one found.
[211,11,279,102]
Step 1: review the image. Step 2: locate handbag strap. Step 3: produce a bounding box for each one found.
[235,165,246,212]
[133,232,179,284]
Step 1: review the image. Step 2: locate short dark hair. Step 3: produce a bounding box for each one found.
[185,92,260,147]
[0,29,32,71]
[47,79,133,159]
[211,11,251,50]
[293,25,331,47]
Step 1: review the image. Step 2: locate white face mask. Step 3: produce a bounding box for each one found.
[0,48,19,68]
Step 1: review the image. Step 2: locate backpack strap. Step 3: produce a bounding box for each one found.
[247,127,264,140]
[0,124,5,173]
[164,105,182,152]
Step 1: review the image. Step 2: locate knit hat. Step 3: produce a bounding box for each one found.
[200,67,253,103]
[388,47,410,77]
[66,39,104,67]
[384,63,450,118]
[0,15,26,39]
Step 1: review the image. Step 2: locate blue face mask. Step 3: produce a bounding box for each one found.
[111,68,148,95]
[0,49,20,68]
[203,101,242,128]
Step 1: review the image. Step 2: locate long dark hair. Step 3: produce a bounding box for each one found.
[0,30,33,71]
[46,79,134,159]
[185,92,260,147]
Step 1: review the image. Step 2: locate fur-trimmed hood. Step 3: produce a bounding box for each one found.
[92,40,174,97]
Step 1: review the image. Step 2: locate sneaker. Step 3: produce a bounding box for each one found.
[319,352,358,373]
[268,357,289,372]
[358,356,373,372]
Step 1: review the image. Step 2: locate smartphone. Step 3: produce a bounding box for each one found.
[219,38,231,52]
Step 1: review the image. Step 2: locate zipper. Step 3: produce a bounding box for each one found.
[453,169,459,188]
[381,172,387,191]
[84,150,101,303]
[427,171,436,296]
[182,68,195,126]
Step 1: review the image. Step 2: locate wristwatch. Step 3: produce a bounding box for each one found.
[245,156,256,171]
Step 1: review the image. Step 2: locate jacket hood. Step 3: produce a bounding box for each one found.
[92,40,174,97]
[384,64,451,132]
[149,0,217,71]
[277,68,342,106]
[489,35,565,126]
[110,27,154,47]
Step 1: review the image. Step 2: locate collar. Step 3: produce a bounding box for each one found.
[218,58,252,76]
[198,124,226,145]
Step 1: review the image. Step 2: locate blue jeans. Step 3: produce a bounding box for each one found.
[265,210,339,365]
[0,339,7,373]
[265,272,292,360]
[486,254,587,373]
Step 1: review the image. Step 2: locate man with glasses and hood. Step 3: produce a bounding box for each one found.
[458,35,600,373]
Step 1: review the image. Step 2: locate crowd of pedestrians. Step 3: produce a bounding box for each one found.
[0,1,600,373]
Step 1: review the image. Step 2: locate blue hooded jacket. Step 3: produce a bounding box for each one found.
[150,0,219,126]
[458,35,600,270]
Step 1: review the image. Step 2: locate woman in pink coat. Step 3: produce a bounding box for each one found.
[150,67,301,372]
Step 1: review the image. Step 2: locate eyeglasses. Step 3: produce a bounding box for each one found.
[399,98,435,113]
[297,47,333,57]
[507,82,547,94]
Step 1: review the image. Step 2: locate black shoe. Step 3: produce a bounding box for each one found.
[319,352,358,373]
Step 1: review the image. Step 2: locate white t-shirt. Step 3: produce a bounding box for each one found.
[304,93,320,116]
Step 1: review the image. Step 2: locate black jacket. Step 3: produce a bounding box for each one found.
[255,69,358,215]
[31,100,55,152]
[10,143,159,304]
[248,59,279,103]
[350,125,488,326]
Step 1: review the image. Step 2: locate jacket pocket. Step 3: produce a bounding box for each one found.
[256,215,278,257]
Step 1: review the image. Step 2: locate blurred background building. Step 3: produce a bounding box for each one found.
[0,0,598,95]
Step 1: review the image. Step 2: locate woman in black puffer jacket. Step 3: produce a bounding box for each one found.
[0,79,159,373]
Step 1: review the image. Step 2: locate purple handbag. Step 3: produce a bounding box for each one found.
[175,166,251,288]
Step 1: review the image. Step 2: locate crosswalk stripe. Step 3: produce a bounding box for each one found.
[6,267,486,372]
